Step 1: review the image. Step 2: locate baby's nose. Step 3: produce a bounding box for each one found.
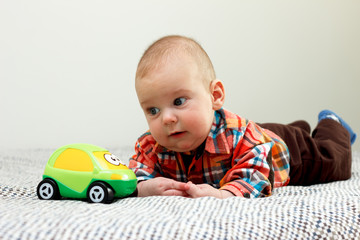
[162,109,177,125]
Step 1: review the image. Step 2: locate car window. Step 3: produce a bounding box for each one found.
[54,148,93,172]
[93,151,128,170]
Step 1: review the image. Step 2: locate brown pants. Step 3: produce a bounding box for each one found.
[259,119,352,186]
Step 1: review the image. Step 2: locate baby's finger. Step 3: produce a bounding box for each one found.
[163,189,189,197]
[169,180,190,191]
[184,182,200,198]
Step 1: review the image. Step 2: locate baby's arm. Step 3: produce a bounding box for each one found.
[137,177,190,197]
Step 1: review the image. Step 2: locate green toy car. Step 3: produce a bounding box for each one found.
[37,144,137,203]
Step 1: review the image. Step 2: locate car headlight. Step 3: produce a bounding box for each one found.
[110,173,130,180]
[110,174,122,180]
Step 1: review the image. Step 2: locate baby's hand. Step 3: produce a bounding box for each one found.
[185,182,234,199]
[137,177,190,197]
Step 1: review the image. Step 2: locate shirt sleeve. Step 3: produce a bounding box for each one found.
[128,136,162,181]
[219,122,275,198]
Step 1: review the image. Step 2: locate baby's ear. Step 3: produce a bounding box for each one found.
[210,79,225,110]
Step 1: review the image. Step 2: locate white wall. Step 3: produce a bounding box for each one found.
[1,0,359,151]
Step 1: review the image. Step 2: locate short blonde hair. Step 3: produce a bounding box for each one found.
[136,35,216,84]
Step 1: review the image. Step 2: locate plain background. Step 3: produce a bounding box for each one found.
[1,1,359,152]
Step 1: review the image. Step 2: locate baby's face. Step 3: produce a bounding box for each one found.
[136,55,215,152]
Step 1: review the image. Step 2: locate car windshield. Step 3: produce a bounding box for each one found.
[93,151,129,170]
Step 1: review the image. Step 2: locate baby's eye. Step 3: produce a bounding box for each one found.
[148,107,160,115]
[174,97,186,106]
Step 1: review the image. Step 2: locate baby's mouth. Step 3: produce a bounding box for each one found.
[169,131,186,137]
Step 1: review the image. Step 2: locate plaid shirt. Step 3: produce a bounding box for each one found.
[129,108,290,198]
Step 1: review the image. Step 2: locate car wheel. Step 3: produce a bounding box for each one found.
[87,182,114,203]
[37,178,61,200]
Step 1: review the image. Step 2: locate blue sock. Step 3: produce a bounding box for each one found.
[318,110,357,145]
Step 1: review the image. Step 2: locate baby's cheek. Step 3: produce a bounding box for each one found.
[149,124,163,142]
[189,117,212,137]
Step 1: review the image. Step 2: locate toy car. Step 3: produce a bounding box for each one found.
[37,143,137,203]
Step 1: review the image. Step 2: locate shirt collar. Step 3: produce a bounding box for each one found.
[204,109,231,155]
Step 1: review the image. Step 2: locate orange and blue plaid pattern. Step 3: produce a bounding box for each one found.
[129,109,290,198]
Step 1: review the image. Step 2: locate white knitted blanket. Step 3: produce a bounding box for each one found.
[0,147,359,239]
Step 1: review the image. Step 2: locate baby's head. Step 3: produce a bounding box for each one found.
[136,35,216,88]
[135,35,225,152]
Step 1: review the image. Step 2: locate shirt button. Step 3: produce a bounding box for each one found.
[243,193,250,198]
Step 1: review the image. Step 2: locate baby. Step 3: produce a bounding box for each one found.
[129,35,356,198]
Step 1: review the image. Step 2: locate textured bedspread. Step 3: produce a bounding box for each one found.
[0,147,359,239]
